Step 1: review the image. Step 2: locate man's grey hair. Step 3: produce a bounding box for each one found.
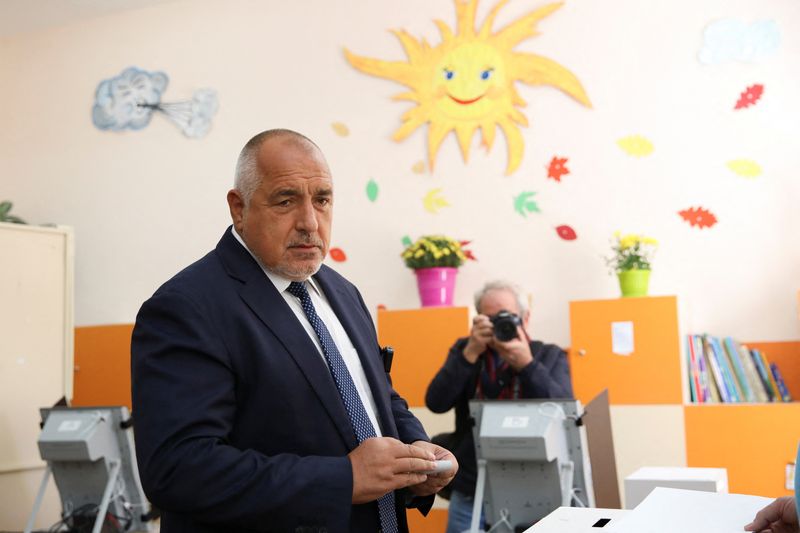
[233,129,320,205]
[474,280,529,317]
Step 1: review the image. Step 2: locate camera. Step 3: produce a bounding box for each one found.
[490,310,522,342]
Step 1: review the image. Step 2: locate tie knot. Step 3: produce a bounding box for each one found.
[287,281,309,300]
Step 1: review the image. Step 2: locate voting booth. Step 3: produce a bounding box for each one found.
[25,406,154,533]
[469,399,596,532]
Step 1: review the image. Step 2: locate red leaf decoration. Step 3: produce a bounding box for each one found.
[678,207,718,229]
[734,84,764,110]
[547,156,570,182]
[329,247,347,262]
[464,250,477,261]
[555,225,577,241]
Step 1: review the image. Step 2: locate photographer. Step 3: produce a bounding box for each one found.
[425,281,573,533]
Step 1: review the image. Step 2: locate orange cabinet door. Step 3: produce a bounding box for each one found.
[377,307,470,408]
[569,296,683,405]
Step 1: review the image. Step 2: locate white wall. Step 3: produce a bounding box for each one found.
[1,0,799,350]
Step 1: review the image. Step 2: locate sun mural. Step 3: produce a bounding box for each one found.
[344,0,591,175]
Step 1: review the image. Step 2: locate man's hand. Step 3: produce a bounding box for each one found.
[406,440,459,498]
[463,315,493,363]
[491,325,533,371]
[745,496,799,533]
[348,437,436,504]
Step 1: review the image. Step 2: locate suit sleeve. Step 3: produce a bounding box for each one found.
[425,338,477,414]
[131,289,353,531]
[517,343,574,399]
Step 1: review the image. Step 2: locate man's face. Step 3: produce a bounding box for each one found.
[479,289,530,327]
[227,138,332,281]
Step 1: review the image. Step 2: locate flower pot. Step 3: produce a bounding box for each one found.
[415,267,458,307]
[618,269,651,297]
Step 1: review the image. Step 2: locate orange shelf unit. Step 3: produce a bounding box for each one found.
[407,508,448,532]
[744,341,800,400]
[72,324,134,409]
[569,296,683,405]
[685,404,800,497]
[377,307,470,408]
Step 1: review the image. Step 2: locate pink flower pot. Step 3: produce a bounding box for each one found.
[415,267,458,307]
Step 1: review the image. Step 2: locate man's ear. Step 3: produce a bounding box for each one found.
[227,189,246,233]
[522,310,531,328]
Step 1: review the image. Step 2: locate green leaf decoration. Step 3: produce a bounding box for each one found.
[513,191,540,218]
[401,235,413,248]
[0,201,12,218]
[366,179,379,202]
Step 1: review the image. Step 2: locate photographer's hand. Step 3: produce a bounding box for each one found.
[463,315,493,364]
[492,326,533,371]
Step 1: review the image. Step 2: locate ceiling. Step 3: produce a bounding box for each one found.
[0,0,180,38]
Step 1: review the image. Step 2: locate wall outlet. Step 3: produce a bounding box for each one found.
[786,463,796,491]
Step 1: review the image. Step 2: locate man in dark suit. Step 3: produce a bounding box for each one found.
[131,129,457,533]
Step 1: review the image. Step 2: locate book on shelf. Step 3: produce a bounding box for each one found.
[771,363,793,402]
[749,348,776,401]
[686,334,791,403]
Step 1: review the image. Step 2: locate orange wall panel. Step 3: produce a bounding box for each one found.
[569,296,683,405]
[407,508,448,532]
[685,404,800,497]
[72,324,134,409]
[378,307,470,408]
[744,341,800,400]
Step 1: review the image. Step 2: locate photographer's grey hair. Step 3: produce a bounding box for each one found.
[474,280,528,316]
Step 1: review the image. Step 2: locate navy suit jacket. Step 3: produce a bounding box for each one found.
[131,228,432,533]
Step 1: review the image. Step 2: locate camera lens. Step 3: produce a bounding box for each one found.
[491,311,521,342]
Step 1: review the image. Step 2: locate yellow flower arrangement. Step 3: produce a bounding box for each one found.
[607,231,658,273]
[401,235,472,269]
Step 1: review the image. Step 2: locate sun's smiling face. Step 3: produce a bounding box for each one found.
[345,0,591,175]
[434,42,508,120]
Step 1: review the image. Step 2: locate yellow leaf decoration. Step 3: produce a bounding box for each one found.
[422,188,450,214]
[727,159,761,178]
[331,122,350,137]
[617,135,654,157]
[412,161,426,174]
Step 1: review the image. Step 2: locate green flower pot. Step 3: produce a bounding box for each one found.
[618,269,651,297]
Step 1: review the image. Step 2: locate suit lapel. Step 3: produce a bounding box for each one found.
[215,230,358,448]
[314,267,397,438]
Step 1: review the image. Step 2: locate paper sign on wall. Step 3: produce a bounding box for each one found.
[611,321,634,356]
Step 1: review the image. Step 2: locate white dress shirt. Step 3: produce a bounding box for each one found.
[231,228,383,437]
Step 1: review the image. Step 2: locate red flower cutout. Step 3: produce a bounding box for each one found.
[555,225,577,241]
[678,207,718,229]
[734,84,764,110]
[547,156,570,182]
[329,247,347,262]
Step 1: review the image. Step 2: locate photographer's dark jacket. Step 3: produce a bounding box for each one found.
[425,338,573,496]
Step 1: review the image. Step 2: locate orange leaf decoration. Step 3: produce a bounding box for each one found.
[329,247,347,262]
[678,207,718,229]
[547,156,570,182]
[734,84,764,110]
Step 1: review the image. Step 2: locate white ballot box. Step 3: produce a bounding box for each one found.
[523,507,629,533]
[624,467,728,509]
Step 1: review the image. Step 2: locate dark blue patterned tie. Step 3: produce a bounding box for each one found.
[287,281,398,533]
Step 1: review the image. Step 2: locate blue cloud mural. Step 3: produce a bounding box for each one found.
[92,67,218,138]
[698,19,780,65]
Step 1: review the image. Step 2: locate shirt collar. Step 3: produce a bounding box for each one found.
[230,226,322,296]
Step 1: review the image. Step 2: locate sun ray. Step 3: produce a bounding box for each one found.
[454,123,478,161]
[493,3,563,49]
[427,120,452,171]
[511,52,592,107]
[434,19,455,42]
[345,0,590,174]
[498,117,524,175]
[478,0,510,39]
[455,0,478,39]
